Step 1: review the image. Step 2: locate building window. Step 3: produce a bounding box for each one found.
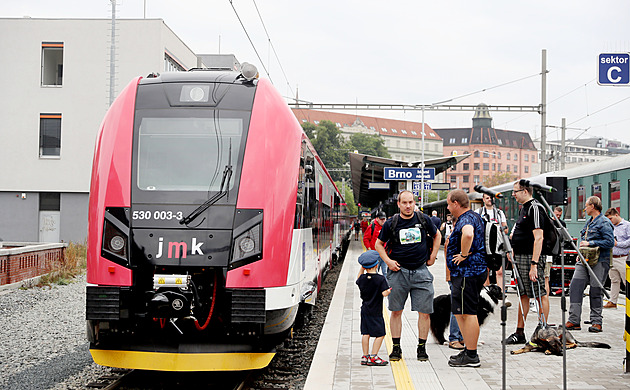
[497,152,501,159]
[40,113,61,157]
[524,165,529,173]
[506,165,510,172]
[382,128,388,132]
[498,163,502,171]
[506,153,511,160]
[531,154,536,163]
[514,154,518,161]
[463,163,469,170]
[473,175,479,184]
[463,175,469,183]
[498,139,503,145]
[513,165,518,172]
[483,163,489,170]
[524,154,529,162]
[40,192,61,211]
[483,151,489,158]
[401,129,407,134]
[41,42,64,86]
[336,123,341,127]
[592,183,602,200]
[474,163,480,170]
[430,132,436,137]
[492,163,496,170]
[314,120,319,124]
[411,131,417,135]
[450,175,457,183]
[462,137,468,143]
[391,129,398,133]
[474,151,480,157]
[449,138,456,144]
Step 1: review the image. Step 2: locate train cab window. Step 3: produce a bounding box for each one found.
[136,117,243,191]
[41,42,63,86]
[577,186,585,220]
[565,188,572,220]
[610,181,620,213]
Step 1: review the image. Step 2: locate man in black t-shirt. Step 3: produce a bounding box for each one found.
[505,180,549,345]
[375,190,441,362]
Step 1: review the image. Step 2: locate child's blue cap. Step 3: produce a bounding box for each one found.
[358,250,381,269]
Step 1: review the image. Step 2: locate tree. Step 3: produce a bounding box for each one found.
[336,180,357,215]
[302,120,348,181]
[347,133,391,158]
[482,171,516,188]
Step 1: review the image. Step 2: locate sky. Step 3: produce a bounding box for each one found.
[6,1,630,145]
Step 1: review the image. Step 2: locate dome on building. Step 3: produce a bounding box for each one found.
[472,103,492,128]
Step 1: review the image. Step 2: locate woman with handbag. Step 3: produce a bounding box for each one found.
[566,196,615,333]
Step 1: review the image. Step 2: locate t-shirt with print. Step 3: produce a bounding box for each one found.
[377,212,437,270]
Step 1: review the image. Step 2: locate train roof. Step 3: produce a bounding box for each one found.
[139,70,251,85]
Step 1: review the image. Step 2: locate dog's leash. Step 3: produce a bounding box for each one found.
[531,279,548,328]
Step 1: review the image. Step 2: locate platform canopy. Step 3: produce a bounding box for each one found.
[349,152,470,208]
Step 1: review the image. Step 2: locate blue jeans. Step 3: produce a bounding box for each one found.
[448,281,463,342]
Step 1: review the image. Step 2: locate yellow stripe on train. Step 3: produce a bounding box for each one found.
[90,349,275,371]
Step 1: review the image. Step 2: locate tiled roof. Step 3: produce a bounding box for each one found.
[291,109,442,141]
[435,127,536,150]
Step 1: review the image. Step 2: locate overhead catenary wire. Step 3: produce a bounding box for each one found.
[251,0,295,98]
[229,0,273,83]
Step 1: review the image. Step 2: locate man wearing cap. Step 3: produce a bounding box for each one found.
[375,190,441,362]
[364,212,388,274]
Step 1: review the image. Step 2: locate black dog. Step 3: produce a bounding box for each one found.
[511,324,611,356]
[430,284,503,345]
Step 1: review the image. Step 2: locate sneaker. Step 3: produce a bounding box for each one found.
[504,332,526,345]
[565,321,581,331]
[603,301,617,309]
[361,355,369,365]
[588,324,602,333]
[367,355,389,366]
[389,345,402,361]
[448,351,481,368]
[448,340,465,350]
[450,349,466,361]
[417,344,429,361]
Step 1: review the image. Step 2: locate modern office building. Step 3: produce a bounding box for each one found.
[0,18,206,243]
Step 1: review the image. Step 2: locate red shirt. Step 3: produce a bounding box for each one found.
[363,221,383,250]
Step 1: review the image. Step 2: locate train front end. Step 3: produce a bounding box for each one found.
[86,69,303,371]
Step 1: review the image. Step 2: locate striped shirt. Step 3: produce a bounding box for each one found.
[512,198,546,255]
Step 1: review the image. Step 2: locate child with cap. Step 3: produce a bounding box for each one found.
[356,250,392,366]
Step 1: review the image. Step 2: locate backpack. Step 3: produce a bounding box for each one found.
[478,208,506,271]
[387,211,434,254]
[540,206,561,256]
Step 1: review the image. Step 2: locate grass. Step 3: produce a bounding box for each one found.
[37,241,87,288]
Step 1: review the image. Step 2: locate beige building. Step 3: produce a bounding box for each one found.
[291,109,444,161]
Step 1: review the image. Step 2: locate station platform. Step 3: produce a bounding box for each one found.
[304,235,629,389]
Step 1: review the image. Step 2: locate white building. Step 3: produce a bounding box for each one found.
[0,18,205,243]
[539,140,611,172]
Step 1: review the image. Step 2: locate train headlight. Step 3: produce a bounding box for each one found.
[110,235,125,252]
[239,237,255,253]
[231,210,263,269]
[180,85,210,102]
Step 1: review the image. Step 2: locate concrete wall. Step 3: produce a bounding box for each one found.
[60,192,89,243]
[0,192,39,242]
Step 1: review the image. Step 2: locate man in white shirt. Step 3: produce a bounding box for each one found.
[476,194,510,306]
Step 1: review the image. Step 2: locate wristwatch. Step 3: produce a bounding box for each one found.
[530,261,538,265]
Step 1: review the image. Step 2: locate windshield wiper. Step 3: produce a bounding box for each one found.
[180,163,233,226]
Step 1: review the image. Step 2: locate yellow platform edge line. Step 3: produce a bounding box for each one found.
[383,306,415,390]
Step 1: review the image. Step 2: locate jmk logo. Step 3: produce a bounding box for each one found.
[156,237,204,259]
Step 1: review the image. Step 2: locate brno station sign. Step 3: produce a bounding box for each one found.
[384,167,435,181]
[598,53,630,85]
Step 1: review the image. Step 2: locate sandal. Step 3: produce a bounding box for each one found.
[367,355,389,366]
[361,355,369,365]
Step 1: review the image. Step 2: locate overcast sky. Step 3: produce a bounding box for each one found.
[6,1,630,145]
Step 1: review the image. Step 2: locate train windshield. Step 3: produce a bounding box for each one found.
[136,116,243,192]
